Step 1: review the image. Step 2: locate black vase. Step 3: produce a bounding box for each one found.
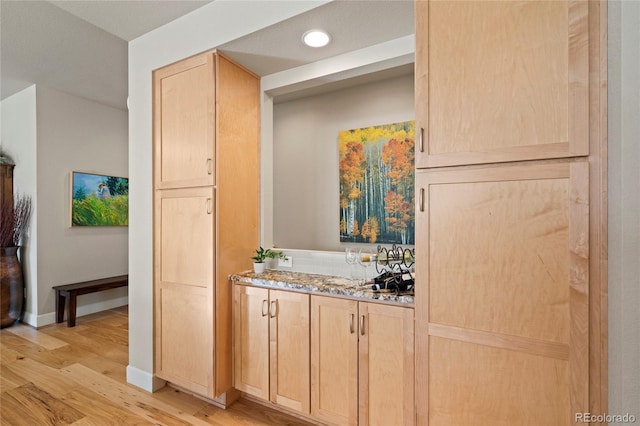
[1,246,24,328]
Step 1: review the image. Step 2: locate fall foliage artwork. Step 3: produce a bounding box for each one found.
[339,121,415,245]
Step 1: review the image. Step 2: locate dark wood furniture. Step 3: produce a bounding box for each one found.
[0,163,15,222]
[53,275,128,327]
[0,163,22,329]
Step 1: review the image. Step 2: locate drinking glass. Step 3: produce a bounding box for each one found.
[345,247,360,284]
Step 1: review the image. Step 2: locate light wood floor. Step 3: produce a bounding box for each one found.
[0,306,313,425]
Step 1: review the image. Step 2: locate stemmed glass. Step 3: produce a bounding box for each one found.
[345,247,360,285]
[358,248,376,286]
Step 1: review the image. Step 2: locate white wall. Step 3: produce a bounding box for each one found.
[1,86,38,324]
[1,86,128,327]
[127,0,330,391]
[35,87,128,325]
[273,74,414,251]
[608,0,640,419]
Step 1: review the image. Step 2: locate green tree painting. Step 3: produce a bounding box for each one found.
[339,121,415,244]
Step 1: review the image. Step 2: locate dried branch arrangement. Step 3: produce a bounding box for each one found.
[0,194,32,247]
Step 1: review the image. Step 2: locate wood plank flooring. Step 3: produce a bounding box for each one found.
[0,307,314,426]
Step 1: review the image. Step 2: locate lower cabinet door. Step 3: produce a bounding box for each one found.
[156,282,212,396]
[359,302,415,426]
[234,288,415,425]
[269,290,310,414]
[233,285,269,399]
[415,161,589,425]
[311,295,359,426]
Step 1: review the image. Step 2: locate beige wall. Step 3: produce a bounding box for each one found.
[608,0,640,419]
[273,73,414,251]
[36,86,128,323]
[1,86,128,327]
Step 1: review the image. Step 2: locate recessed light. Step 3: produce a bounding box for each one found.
[302,30,331,48]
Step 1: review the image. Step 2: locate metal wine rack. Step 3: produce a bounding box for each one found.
[375,244,415,275]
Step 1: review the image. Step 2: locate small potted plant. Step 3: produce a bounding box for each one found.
[251,246,286,274]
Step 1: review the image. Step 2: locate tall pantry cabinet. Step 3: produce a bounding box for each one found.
[414,1,607,425]
[153,51,259,400]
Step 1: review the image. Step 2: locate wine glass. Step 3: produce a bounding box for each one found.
[358,248,376,286]
[345,247,360,284]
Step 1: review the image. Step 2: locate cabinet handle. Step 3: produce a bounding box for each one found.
[419,188,425,212]
[360,315,365,336]
[349,313,355,334]
[206,198,212,214]
[270,300,277,318]
[261,300,268,317]
[207,158,212,175]
[419,127,424,153]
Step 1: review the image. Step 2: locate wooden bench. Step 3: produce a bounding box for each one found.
[53,275,128,327]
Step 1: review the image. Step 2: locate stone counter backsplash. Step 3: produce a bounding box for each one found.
[230,269,414,306]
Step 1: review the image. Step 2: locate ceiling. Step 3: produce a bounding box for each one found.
[1,0,413,111]
[49,0,214,42]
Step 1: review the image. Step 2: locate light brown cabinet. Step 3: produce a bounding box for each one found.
[154,187,214,395]
[414,0,607,423]
[154,53,214,189]
[311,295,414,426]
[233,285,310,414]
[233,286,270,399]
[311,296,358,425]
[415,0,589,168]
[415,162,589,425]
[358,302,414,426]
[153,50,259,400]
[156,279,213,395]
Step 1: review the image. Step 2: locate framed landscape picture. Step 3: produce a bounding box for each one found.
[70,171,128,226]
[339,121,415,245]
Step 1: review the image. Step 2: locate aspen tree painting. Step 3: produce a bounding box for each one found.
[339,121,415,244]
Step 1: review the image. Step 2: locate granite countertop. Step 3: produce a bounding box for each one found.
[230,270,414,306]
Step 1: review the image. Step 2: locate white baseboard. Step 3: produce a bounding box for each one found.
[126,365,166,392]
[21,311,38,327]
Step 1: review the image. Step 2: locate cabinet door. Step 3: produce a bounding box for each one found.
[154,187,215,396]
[155,187,214,289]
[154,52,215,188]
[415,161,589,425]
[359,303,414,426]
[415,0,589,168]
[233,285,269,400]
[156,283,213,396]
[311,296,358,426]
[269,290,310,414]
